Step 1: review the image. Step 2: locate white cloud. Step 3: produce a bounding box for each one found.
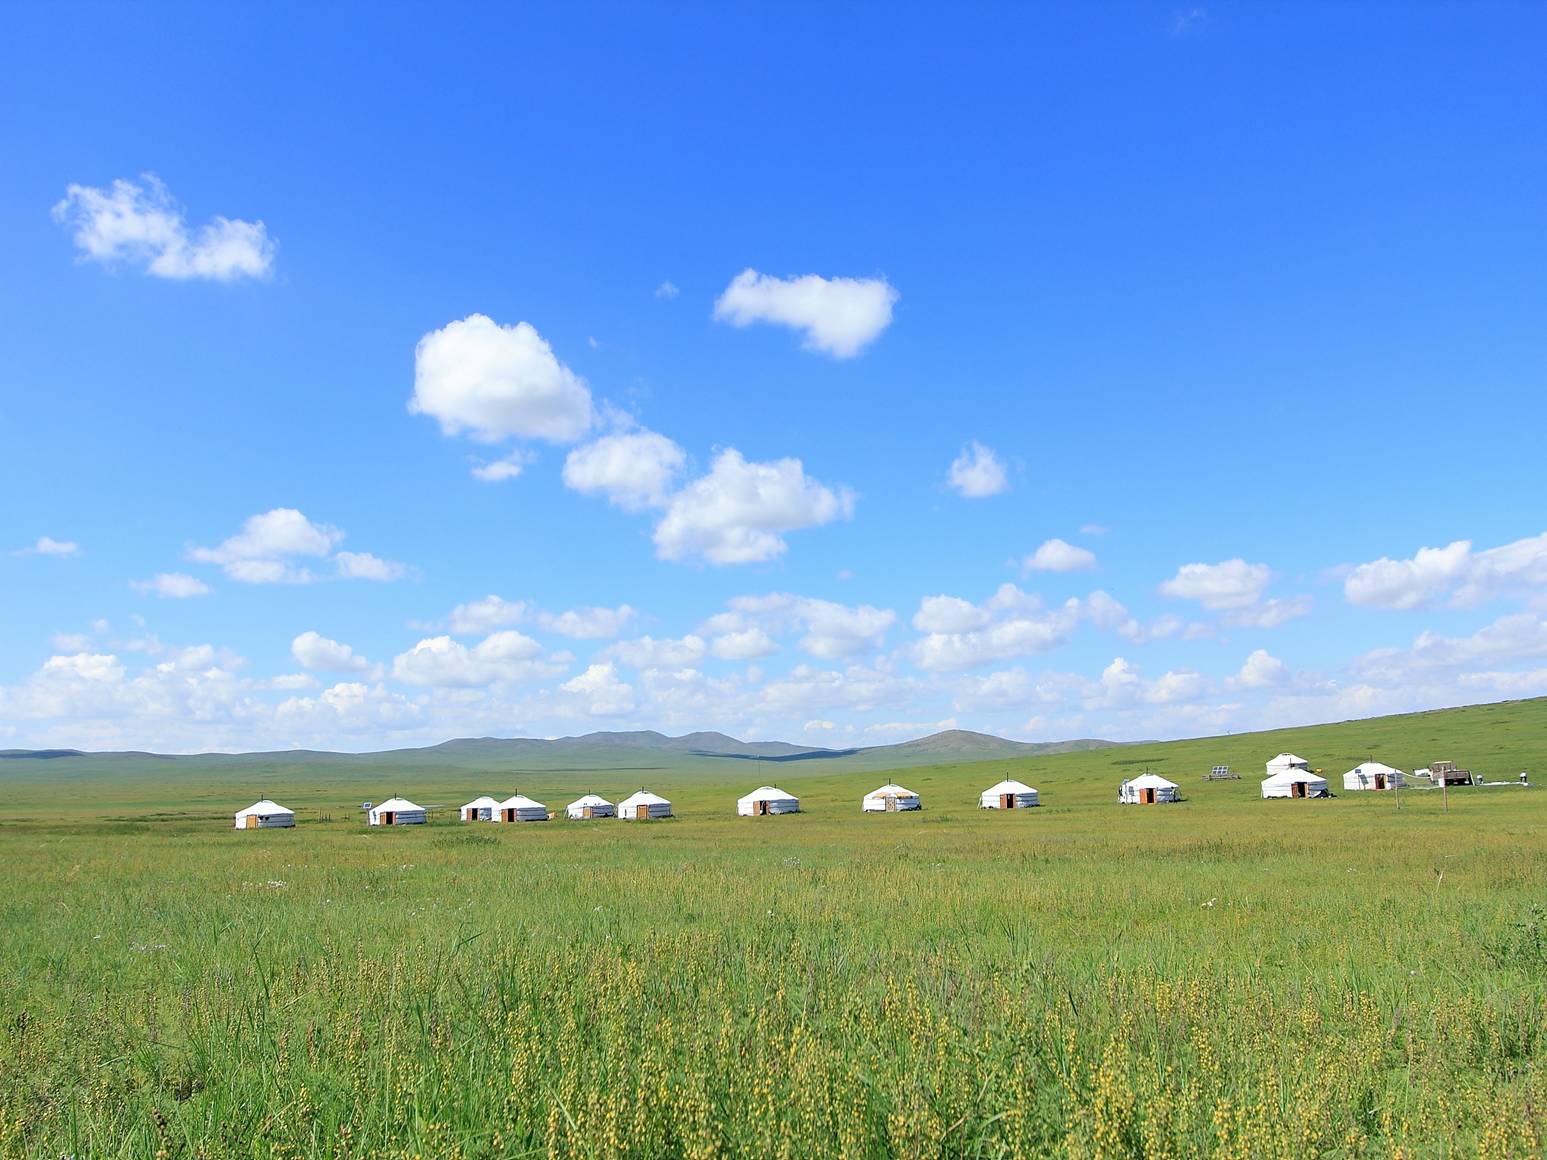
[913,595,991,634]
[1344,532,1547,611]
[563,430,686,510]
[654,449,853,564]
[1232,649,1288,689]
[1079,523,1109,536]
[266,673,319,691]
[410,314,594,444]
[291,631,370,673]
[12,536,79,558]
[334,552,406,582]
[130,572,210,599]
[448,595,527,636]
[946,442,1009,498]
[710,628,779,660]
[51,633,93,652]
[1222,595,1312,629]
[713,268,898,358]
[53,174,274,281]
[188,508,401,584]
[722,594,895,658]
[391,631,554,688]
[1159,559,1272,610]
[654,280,680,300]
[1354,613,1547,680]
[912,587,1083,672]
[559,663,635,717]
[1022,538,1096,573]
[605,634,708,669]
[470,451,534,482]
[1090,657,1206,708]
[538,605,636,639]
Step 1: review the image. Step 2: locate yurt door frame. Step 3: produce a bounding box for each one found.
[1292,781,1307,799]
[503,807,516,823]
[382,811,395,825]
[885,796,898,812]
[1142,788,1156,805]
[757,800,770,816]
[1375,773,1386,790]
[582,806,594,819]
[999,793,1015,809]
[245,814,258,829]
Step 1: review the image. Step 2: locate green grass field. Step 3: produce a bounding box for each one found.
[2,699,1544,1158]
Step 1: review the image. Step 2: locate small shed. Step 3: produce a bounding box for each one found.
[862,783,921,812]
[979,778,1039,809]
[1119,773,1179,805]
[461,795,501,821]
[234,799,295,829]
[619,790,673,820]
[497,794,549,823]
[1262,769,1329,799]
[368,797,426,826]
[1343,762,1404,792]
[737,786,800,816]
[566,793,615,820]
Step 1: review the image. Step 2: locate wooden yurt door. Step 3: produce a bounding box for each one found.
[1375,774,1386,790]
[1000,793,1014,809]
[582,806,594,819]
[382,811,394,825]
[885,796,898,812]
[245,814,257,829]
[1292,782,1306,798]
[757,800,770,816]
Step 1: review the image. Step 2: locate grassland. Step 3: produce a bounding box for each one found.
[1,698,1544,1158]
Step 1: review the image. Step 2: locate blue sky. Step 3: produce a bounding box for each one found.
[3,2,1545,752]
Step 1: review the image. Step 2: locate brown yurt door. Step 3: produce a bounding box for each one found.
[1000,793,1014,809]
[1143,788,1156,805]
[1375,774,1386,790]
[885,797,898,812]
[383,811,394,825]
[246,814,257,829]
[1292,782,1306,798]
[758,800,769,816]
[583,806,593,819]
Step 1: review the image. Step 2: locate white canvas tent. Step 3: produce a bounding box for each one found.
[368,797,426,825]
[1265,753,1311,776]
[1344,762,1404,792]
[566,793,615,820]
[862,783,921,812]
[461,795,501,821]
[234,799,295,829]
[737,786,800,816]
[979,778,1039,809]
[1119,773,1179,805]
[496,794,549,823]
[619,789,672,820]
[1262,769,1329,799]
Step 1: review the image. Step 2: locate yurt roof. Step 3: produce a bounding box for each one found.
[568,793,613,807]
[1268,752,1308,766]
[983,778,1036,795]
[620,789,670,806]
[1349,761,1402,776]
[739,785,797,803]
[463,795,501,809]
[236,799,292,815]
[864,782,918,797]
[1127,773,1178,789]
[498,794,546,809]
[375,797,423,812]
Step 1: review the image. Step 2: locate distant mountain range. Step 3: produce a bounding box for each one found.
[0,728,1118,770]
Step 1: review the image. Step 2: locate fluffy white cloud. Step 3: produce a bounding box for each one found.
[1354,613,1547,680]
[130,572,211,599]
[392,631,553,688]
[605,634,708,669]
[53,174,274,281]
[1222,595,1312,629]
[563,430,686,510]
[1344,532,1547,611]
[721,594,895,658]
[188,508,401,584]
[470,451,533,482]
[1159,559,1272,610]
[1233,648,1289,689]
[947,442,1009,498]
[410,314,594,444]
[713,269,898,358]
[710,628,779,660]
[1023,538,1096,573]
[654,450,853,564]
[12,536,79,558]
[559,663,636,717]
[538,605,636,639]
[912,587,1083,672]
[759,663,923,716]
[913,595,991,634]
[1090,658,1207,708]
[291,631,370,673]
[448,595,527,636]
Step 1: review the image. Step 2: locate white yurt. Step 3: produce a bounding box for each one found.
[737,785,800,816]
[862,783,921,812]
[461,795,501,821]
[497,794,549,823]
[979,778,1040,809]
[368,797,426,825]
[1262,769,1329,799]
[619,790,672,820]
[1265,752,1311,777]
[1119,773,1179,805]
[566,793,615,820]
[234,799,295,829]
[1343,762,1404,792]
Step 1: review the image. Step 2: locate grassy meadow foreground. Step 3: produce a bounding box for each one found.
[2,700,1545,1158]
